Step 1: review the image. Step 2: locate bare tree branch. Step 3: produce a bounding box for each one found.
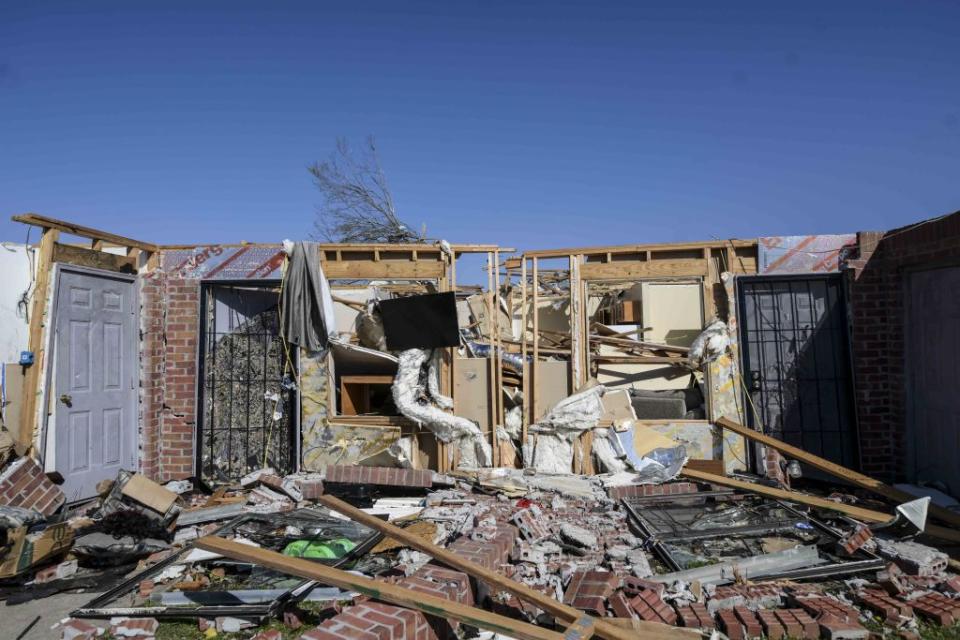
[309,136,423,243]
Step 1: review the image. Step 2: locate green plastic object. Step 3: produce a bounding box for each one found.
[282,538,357,559]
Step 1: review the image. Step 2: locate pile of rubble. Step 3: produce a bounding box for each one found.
[2,436,960,640]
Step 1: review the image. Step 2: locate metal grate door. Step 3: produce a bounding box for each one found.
[197,284,296,482]
[737,275,858,470]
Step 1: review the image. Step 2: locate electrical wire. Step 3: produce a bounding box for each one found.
[263,252,297,469]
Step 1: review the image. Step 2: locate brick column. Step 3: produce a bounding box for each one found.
[159,279,201,481]
[139,271,165,480]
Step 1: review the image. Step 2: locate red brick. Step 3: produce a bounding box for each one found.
[0,458,65,515]
[717,609,744,640]
[855,589,912,623]
[913,593,960,626]
[609,591,635,619]
[733,607,763,638]
[757,609,785,639]
[563,570,619,611]
[676,603,714,630]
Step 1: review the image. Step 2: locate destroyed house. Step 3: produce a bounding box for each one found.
[1,210,959,505]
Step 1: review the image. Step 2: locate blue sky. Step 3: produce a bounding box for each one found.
[2,1,958,256]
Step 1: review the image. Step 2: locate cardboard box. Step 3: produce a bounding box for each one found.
[0,523,74,578]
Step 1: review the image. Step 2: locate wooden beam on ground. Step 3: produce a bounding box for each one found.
[680,467,960,544]
[12,213,159,252]
[52,243,137,274]
[315,494,693,640]
[17,228,58,452]
[195,536,570,640]
[714,417,960,532]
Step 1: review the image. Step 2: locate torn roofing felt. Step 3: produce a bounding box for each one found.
[280,241,335,351]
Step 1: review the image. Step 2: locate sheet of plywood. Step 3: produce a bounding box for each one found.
[454,357,490,433]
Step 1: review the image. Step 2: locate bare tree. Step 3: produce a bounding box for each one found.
[309,136,423,243]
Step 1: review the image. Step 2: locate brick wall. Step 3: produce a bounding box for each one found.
[139,272,164,480]
[845,211,960,481]
[138,268,200,482]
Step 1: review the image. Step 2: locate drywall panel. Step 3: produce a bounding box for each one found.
[597,363,694,391]
[640,282,703,347]
[524,298,570,340]
[0,244,34,363]
[454,357,490,433]
[533,360,571,420]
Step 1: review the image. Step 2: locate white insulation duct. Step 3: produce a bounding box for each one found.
[392,348,491,468]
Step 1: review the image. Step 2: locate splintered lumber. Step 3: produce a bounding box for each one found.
[591,355,688,365]
[680,468,960,544]
[591,322,689,351]
[196,535,569,640]
[18,227,58,453]
[714,417,960,532]
[12,213,159,252]
[316,494,695,640]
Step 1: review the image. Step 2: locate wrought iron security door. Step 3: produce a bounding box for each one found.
[737,275,858,470]
[197,283,296,482]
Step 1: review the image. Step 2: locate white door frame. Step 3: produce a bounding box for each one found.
[40,264,140,480]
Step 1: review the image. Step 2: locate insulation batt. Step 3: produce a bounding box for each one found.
[504,406,523,440]
[529,384,606,472]
[688,319,730,369]
[393,348,491,468]
[530,384,606,437]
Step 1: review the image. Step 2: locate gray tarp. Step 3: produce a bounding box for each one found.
[280,241,335,351]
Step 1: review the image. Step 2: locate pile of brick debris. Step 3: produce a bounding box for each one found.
[2,444,960,640]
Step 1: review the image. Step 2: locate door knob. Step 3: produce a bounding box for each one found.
[59,394,73,407]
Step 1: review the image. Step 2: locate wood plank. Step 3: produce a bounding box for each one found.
[322,259,445,280]
[17,228,58,451]
[195,535,567,640]
[580,259,709,280]
[680,467,960,544]
[591,355,689,365]
[520,257,529,441]
[532,257,539,426]
[524,239,756,259]
[715,417,960,532]
[589,334,689,354]
[315,494,690,640]
[52,243,137,274]
[12,213,158,252]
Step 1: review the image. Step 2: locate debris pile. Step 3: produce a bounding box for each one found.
[2,442,959,639]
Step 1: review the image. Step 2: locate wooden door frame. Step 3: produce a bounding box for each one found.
[40,264,140,475]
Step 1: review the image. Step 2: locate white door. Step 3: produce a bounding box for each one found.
[54,268,138,502]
